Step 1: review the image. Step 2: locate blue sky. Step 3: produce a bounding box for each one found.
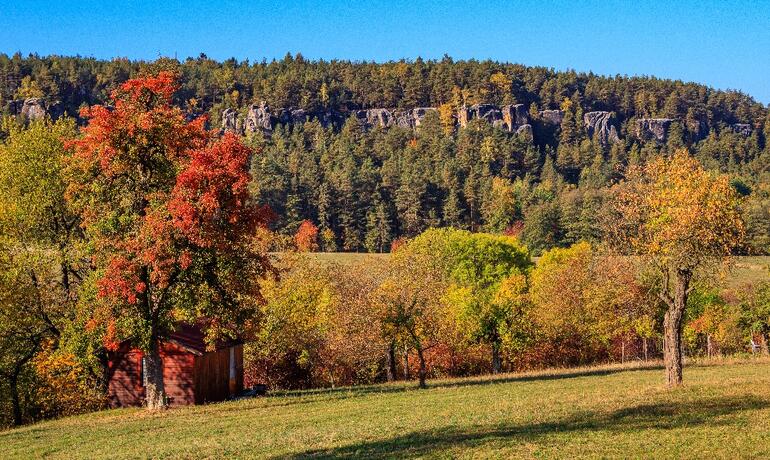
[2,1,769,103]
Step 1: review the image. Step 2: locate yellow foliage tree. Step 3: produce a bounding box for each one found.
[605,150,744,386]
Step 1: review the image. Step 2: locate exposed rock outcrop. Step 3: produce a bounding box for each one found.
[355,108,393,128]
[458,104,502,128]
[502,104,528,132]
[394,107,437,129]
[221,108,241,134]
[7,98,58,120]
[730,123,752,136]
[276,108,308,125]
[457,104,529,133]
[225,102,537,138]
[539,109,564,125]
[21,98,48,120]
[515,124,533,137]
[584,111,620,145]
[244,102,274,135]
[457,103,529,132]
[240,102,343,135]
[636,118,674,142]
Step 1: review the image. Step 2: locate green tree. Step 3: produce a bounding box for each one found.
[740,281,770,355]
[0,118,84,426]
[443,231,532,373]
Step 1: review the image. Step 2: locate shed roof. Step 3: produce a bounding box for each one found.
[167,323,243,355]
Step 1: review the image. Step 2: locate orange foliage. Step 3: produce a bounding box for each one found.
[32,345,105,420]
[294,220,319,252]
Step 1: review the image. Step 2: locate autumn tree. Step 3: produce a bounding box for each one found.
[604,151,744,386]
[377,231,450,388]
[529,242,605,365]
[441,231,532,373]
[294,220,319,252]
[246,254,334,388]
[739,281,770,355]
[0,118,81,294]
[66,72,272,409]
[0,248,57,425]
[0,118,84,426]
[685,288,740,357]
[326,259,391,385]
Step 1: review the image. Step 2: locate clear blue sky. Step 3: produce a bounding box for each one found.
[2,1,768,104]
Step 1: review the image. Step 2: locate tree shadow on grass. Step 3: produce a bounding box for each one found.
[275,395,769,459]
[263,364,662,408]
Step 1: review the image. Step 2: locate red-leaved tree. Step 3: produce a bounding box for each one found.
[66,72,272,409]
[294,220,319,252]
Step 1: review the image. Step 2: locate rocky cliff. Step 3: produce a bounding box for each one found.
[219,102,739,146]
[6,98,58,121]
[584,111,620,145]
[636,118,674,142]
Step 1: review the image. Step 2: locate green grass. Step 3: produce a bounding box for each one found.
[308,252,390,265]
[3,359,770,459]
[727,256,770,289]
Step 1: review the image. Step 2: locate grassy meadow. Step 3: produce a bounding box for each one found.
[3,358,770,459]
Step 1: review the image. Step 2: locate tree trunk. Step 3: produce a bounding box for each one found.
[761,332,770,356]
[706,334,712,359]
[643,337,648,362]
[491,341,502,374]
[621,337,626,364]
[416,345,427,389]
[144,343,167,410]
[663,269,691,388]
[402,346,410,380]
[386,342,397,382]
[9,373,22,426]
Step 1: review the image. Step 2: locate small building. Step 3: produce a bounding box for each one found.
[106,324,244,407]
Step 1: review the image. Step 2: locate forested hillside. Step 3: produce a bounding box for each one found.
[2,53,769,254]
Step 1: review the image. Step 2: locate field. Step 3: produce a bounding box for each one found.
[3,358,770,459]
[313,253,769,280]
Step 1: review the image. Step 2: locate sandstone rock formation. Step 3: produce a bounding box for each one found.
[355,108,393,128]
[276,108,308,125]
[244,102,274,135]
[21,98,48,120]
[221,108,241,134]
[502,104,528,132]
[457,103,529,132]
[223,102,540,138]
[636,118,674,142]
[539,109,564,125]
[515,124,533,137]
[584,111,620,145]
[7,98,56,120]
[457,104,502,128]
[394,107,436,129]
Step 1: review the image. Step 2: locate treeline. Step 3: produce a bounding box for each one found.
[2,54,769,254]
[251,113,770,255]
[1,52,767,123]
[249,231,769,390]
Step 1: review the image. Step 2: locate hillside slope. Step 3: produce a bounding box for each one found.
[2,359,770,459]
